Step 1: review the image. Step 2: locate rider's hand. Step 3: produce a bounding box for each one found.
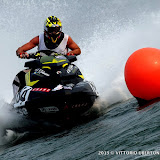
[17,52,29,59]
[67,52,74,56]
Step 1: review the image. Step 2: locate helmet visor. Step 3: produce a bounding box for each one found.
[47,27,61,34]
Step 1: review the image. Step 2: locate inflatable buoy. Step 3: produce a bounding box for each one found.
[125,47,160,100]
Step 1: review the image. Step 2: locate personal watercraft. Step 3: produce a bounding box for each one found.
[12,51,98,123]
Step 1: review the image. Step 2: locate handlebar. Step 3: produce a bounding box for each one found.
[26,51,56,59]
[28,52,41,59]
[26,51,77,62]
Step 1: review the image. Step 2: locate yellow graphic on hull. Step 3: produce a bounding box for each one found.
[42,59,66,64]
[62,63,68,68]
[25,71,39,86]
[42,66,51,70]
[78,75,84,79]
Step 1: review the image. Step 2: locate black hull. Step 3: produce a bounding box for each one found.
[14,81,98,122]
[12,54,98,124]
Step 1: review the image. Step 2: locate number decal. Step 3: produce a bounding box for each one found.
[14,86,32,108]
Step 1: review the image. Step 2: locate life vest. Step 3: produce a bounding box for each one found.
[38,33,69,55]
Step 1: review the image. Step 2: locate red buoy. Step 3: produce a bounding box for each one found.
[125,47,160,100]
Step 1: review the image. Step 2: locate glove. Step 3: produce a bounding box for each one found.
[67,52,74,56]
[17,52,29,59]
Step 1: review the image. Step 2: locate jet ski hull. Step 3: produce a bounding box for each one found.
[13,81,98,121]
[12,54,98,123]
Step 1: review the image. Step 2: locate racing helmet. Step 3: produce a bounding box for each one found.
[44,16,62,36]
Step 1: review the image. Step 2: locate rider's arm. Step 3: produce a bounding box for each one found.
[67,36,81,56]
[16,36,39,58]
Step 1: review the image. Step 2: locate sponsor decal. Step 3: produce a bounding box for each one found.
[63,86,72,90]
[39,106,59,113]
[56,71,62,74]
[71,103,88,108]
[34,68,50,76]
[51,84,72,91]
[32,88,51,92]
[52,84,63,91]
[67,65,73,73]
[18,108,28,116]
[86,81,99,96]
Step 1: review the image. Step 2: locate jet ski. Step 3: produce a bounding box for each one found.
[12,51,98,123]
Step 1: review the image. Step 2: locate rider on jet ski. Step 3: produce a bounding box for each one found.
[16,16,81,58]
[13,16,81,96]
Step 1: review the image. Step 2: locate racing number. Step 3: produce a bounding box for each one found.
[15,86,32,106]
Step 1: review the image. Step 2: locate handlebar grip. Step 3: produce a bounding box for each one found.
[28,54,36,59]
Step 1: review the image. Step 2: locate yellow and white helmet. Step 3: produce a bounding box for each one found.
[44,16,62,34]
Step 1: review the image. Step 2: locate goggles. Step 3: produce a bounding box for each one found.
[47,27,61,35]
